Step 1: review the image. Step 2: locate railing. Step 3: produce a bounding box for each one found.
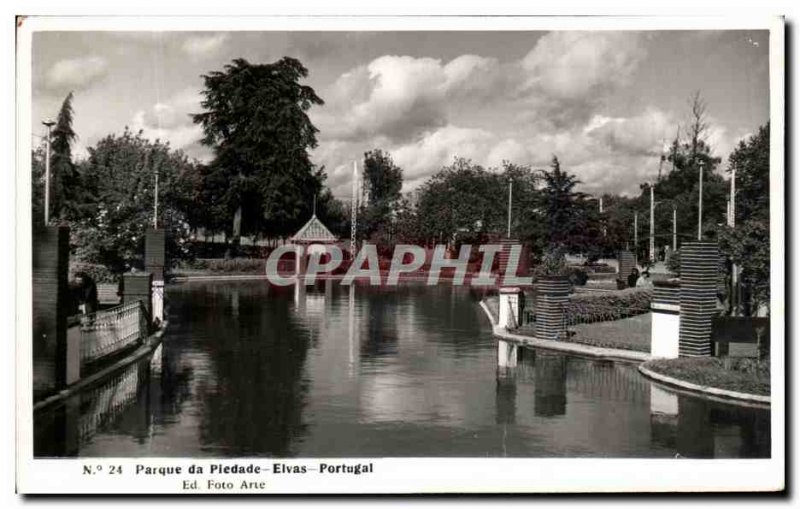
[76,301,148,366]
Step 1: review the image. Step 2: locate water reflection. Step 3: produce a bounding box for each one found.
[34,280,770,458]
[534,353,567,417]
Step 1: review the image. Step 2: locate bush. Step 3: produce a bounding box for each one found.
[69,261,119,284]
[566,288,652,322]
[184,258,266,274]
[568,268,589,286]
[666,249,680,275]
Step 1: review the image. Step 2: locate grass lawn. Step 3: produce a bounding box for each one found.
[516,313,651,353]
[643,357,770,396]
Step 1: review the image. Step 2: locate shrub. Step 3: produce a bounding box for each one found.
[566,288,652,322]
[69,261,119,284]
[666,249,680,275]
[185,258,265,274]
[568,268,589,286]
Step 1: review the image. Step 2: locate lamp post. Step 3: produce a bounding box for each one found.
[672,204,677,251]
[506,178,513,238]
[634,211,638,263]
[649,184,655,263]
[42,120,55,225]
[697,160,704,241]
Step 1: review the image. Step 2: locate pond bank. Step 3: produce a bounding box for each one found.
[479,298,771,405]
[33,323,168,412]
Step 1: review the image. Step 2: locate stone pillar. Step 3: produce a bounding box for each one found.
[65,318,82,385]
[618,250,636,283]
[498,287,523,329]
[679,242,719,357]
[32,226,70,394]
[651,280,681,358]
[535,276,570,341]
[145,228,166,324]
[122,272,153,324]
[496,238,528,284]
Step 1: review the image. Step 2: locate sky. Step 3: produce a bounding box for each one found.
[31,29,770,198]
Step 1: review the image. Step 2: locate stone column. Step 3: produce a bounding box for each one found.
[496,238,528,284]
[145,228,166,323]
[122,272,153,325]
[535,276,570,341]
[32,226,70,393]
[498,287,523,329]
[679,242,719,357]
[618,250,636,284]
[651,280,681,358]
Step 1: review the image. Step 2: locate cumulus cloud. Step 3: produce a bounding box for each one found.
[314,54,503,143]
[518,31,648,128]
[584,108,674,157]
[181,33,230,58]
[45,56,108,91]
[130,88,209,161]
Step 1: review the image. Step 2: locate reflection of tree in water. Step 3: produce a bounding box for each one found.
[398,285,489,356]
[360,289,399,359]
[194,285,310,456]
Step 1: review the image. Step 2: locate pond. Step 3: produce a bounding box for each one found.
[34,280,770,458]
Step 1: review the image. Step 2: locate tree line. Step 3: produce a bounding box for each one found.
[32,57,770,310]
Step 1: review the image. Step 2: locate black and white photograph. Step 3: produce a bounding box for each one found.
[14,14,785,495]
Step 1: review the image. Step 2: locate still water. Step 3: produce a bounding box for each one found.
[34,280,770,458]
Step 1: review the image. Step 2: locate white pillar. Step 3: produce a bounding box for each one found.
[151,280,164,323]
[498,287,523,329]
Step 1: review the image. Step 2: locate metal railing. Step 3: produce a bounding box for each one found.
[77,301,148,365]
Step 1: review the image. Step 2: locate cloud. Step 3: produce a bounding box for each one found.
[315,30,649,151]
[518,31,648,127]
[130,88,209,161]
[181,33,230,58]
[391,125,498,188]
[45,56,108,91]
[314,54,502,143]
[584,108,674,157]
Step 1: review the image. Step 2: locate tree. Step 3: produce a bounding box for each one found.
[360,149,403,243]
[416,158,505,246]
[31,144,46,227]
[192,57,325,255]
[73,129,196,273]
[535,156,595,253]
[718,123,770,314]
[654,92,726,245]
[49,92,89,221]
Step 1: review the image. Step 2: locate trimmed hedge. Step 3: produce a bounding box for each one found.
[565,288,652,323]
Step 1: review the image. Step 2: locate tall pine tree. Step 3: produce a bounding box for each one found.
[50,92,86,221]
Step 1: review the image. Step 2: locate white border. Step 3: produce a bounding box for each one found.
[14,14,786,495]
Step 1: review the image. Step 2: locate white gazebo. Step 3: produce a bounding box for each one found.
[290,213,338,276]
